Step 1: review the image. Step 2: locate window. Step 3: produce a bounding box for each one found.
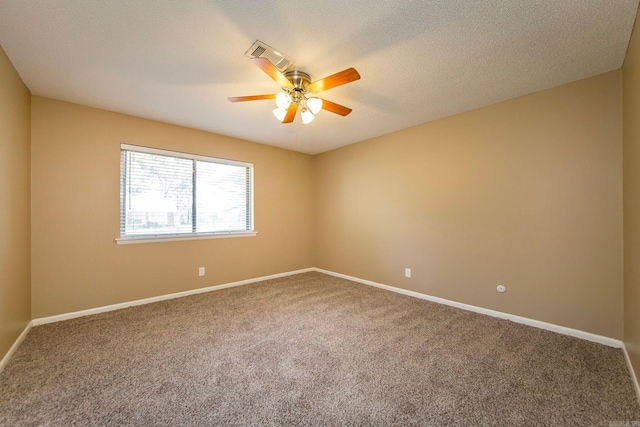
[116,144,255,244]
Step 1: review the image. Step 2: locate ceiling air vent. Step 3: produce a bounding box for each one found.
[245,40,294,73]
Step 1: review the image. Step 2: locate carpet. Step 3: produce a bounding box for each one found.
[1,272,639,425]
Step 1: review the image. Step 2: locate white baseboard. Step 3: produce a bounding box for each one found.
[313,268,624,349]
[32,268,315,326]
[623,345,640,405]
[7,267,640,401]
[0,321,33,374]
[28,267,624,347]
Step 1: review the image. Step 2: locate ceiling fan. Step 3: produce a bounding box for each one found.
[228,43,360,125]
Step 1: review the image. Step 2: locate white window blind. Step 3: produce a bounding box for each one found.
[119,144,254,242]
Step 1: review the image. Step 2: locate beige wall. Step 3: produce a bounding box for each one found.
[315,71,624,339]
[6,40,631,359]
[31,97,315,318]
[623,11,640,388]
[0,46,31,358]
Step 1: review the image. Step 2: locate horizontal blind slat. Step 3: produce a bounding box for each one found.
[120,145,253,238]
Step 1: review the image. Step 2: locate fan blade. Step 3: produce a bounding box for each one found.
[228,94,277,102]
[283,104,298,123]
[251,57,294,89]
[307,68,360,93]
[320,99,353,116]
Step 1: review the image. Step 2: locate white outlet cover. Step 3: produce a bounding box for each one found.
[497,285,506,293]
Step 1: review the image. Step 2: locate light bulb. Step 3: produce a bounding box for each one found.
[273,108,287,121]
[301,108,315,125]
[275,92,292,109]
[307,97,323,115]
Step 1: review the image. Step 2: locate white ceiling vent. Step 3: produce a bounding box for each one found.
[245,40,294,73]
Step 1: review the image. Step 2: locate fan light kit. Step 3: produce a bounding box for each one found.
[270,70,323,124]
[229,41,360,125]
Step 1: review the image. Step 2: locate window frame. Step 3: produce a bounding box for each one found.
[115,144,256,245]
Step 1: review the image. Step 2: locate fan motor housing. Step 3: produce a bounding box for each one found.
[285,70,311,91]
[284,70,311,103]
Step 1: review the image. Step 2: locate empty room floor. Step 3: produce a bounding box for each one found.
[1,272,639,425]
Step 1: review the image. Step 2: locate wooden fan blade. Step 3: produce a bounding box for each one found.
[307,68,360,93]
[251,57,294,89]
[320,99,353,116]
[227,94,276,102]
[282,103,298,123]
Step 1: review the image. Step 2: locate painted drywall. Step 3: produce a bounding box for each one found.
[0,46,31,358]
[31,97,315,318]
[623,10,640,389]
[315,71,623,339]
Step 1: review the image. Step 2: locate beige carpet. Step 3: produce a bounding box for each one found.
[1,272,639,425]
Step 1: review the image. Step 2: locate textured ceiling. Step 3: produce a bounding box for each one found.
[0,1,638,154]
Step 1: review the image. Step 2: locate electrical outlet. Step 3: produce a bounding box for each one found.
[405,268,411,278]
[198,267,205,276]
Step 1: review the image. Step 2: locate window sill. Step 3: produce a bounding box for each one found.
[115,231,258,245]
